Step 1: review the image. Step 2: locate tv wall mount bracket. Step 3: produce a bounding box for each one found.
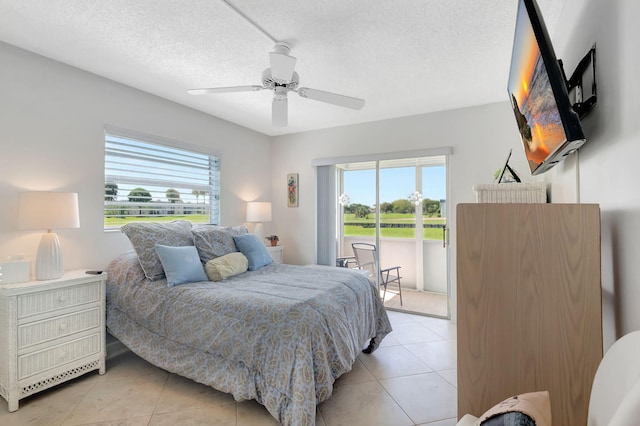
[559,44,597,119]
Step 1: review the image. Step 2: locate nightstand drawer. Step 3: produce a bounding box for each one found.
[18,333,101,380]
[18,306,101,349]
[266,245,283,264]
[17,281,101,319]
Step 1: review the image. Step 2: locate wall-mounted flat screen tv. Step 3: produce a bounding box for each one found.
[508,0,586,175]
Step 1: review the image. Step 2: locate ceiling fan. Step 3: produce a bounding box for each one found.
[188,42,366,127]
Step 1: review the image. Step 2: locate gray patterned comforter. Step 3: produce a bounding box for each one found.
[105,252,391,425]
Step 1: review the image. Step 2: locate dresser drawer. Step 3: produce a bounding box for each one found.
[18,333,101,380]
[18,306,101,349]
[17,281,101,319]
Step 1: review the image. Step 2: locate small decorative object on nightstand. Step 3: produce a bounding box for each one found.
[266,245,284,264]
[265,235,279,247]
[0,270,107,412]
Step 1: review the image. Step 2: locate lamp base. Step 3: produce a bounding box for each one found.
[36,232,63,280]
[254,222,265,245]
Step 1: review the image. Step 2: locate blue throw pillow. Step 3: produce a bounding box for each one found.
[233,234,273,271]
[155,244,208,287]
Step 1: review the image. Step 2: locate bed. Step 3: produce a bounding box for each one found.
[105,221,392,426]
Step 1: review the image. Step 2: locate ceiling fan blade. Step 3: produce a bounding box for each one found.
[297,87,365,110]
[188,85,264,95]
[272,88,288,127]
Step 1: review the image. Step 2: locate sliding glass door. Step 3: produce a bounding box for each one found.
[337,155,448,317]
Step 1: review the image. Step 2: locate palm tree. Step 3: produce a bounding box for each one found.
[191,189,207,214]
[192,189,202,204]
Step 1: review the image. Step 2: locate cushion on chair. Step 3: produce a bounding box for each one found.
[475,391,551,426]
[480,412,535,426]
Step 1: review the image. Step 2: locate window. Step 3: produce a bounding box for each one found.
[104,129,220,229]
[339,156,446,240]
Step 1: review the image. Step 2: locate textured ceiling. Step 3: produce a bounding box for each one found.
[0,0,565,136]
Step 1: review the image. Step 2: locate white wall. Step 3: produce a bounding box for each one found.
[0,42,272,272]
[271,102,531,321]
[546,0,640,350]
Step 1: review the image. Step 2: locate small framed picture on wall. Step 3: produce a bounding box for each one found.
[287,173,298,207]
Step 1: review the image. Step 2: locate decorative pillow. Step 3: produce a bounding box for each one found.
[205,252,249,281]
[155,244,208,287]
[477,391,551,426]
[121,220,193,280]
[233,233,273,271]
[479,412,535,426]
[192,225,248,263]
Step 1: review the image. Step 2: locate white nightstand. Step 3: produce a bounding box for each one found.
[0,270,107,412]
[266,245,284,264]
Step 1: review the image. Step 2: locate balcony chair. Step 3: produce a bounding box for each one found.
[351,243,403,305]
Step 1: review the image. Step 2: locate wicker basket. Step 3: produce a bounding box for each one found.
[473,183,547,203]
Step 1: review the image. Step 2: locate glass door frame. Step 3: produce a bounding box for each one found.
[336,154,448,313]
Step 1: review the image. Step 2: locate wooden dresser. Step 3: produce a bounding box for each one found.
[0,271,106,411]
[456,203,602,425]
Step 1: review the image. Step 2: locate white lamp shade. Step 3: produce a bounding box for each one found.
[19,192,80,230]
[246,202,272,223]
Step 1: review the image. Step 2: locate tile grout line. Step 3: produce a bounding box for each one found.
[147,373,171,423]
[59,375,101,426]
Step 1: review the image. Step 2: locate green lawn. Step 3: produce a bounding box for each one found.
[104,213,445,240]
[344,214,446,240]
[105,214,209,228]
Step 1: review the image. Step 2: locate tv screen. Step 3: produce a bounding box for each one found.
[508,0,585,175]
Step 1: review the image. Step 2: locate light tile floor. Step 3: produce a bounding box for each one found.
[0,311,457,426]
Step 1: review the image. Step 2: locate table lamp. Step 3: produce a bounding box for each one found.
[19,192,80,280]
[246,201,271,244]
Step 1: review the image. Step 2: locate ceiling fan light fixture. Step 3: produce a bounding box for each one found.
[273,86,288,101]
[272,88,288,127]
[269,42,296,84]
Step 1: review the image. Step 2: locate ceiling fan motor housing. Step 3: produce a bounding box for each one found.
[262,69,299,91]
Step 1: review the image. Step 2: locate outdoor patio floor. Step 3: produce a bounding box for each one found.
[382,286,449,318]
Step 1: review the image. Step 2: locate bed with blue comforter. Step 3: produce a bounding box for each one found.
[105,251,391,425]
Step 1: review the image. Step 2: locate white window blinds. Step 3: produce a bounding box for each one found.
[104,130,220,229]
